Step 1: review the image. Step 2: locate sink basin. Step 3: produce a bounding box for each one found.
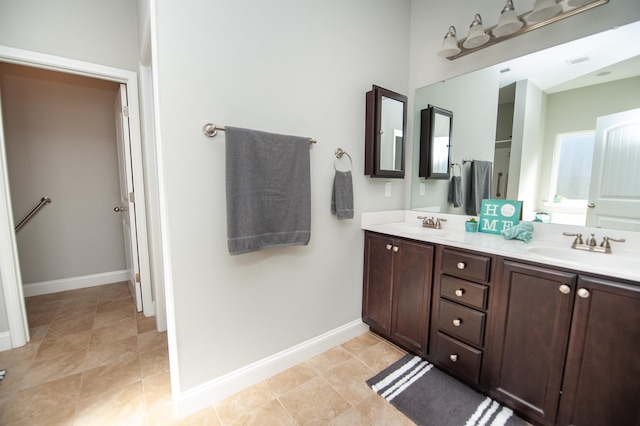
[380,223,449,238]
[526,245,635,269]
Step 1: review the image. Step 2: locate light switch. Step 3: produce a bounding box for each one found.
[420,183,426,195]
[385,181,392,197]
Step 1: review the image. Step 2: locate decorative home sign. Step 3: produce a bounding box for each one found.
[478,199,522,234]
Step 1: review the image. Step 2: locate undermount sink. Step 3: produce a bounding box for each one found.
[381,223,449,238]
[526,245,634,269]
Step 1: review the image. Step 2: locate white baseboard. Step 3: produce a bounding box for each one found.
[174,319,369,419]
[0,331,11,352]
[22,270,128,297]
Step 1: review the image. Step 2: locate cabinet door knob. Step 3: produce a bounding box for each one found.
[449,354,458,362]
[559,284,571,295]
[452,318,462,327]
[457,262,466,270]
[392,246,399,252]
[455,289,465,297]
[386,244,392,251]
[577,288,590,299]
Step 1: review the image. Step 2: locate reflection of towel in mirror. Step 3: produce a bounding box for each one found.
[331,171,354,219]
[448,175,462,208]
[225,126,311,255]
[466,161,492,216]
[501,222,534,242]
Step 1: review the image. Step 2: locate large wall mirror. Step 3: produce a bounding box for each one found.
[411,20,640,231]
[365,85,407,178]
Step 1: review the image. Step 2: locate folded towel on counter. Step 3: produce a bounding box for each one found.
[331,170,354,219]
[501,221,534,242]
[225,126,311,255]
[448,175,462,208]
[467,160,493,216]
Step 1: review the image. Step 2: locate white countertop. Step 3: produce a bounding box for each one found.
[361,210,640,283]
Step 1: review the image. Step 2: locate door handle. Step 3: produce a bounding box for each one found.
[587,202,595,209]
[114,206,128,212]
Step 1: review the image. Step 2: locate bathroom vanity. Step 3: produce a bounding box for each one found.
[361,211,640,426]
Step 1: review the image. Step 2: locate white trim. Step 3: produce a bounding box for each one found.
[0,331,12,352]
[173,320,369,419]
[0,45,155,348]
[22,270,128,297]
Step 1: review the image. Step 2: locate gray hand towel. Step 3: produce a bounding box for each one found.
[331,170,354,219]
[225,126,311,255]
[467,160,492,216]
[448,175,462,208]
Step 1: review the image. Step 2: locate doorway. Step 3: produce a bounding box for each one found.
[0,46,154,350]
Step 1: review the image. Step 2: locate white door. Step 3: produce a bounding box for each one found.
[114,84,143,311]
[586,108,640,231]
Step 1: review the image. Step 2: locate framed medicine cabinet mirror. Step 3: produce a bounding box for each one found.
[365,85,407,178]
[419,105,453,179]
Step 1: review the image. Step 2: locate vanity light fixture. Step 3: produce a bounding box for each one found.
[528,0,562,23]
[493,0,524,38]
[463,14,490,49]
[438,0,608,60]
[437,26,461,57]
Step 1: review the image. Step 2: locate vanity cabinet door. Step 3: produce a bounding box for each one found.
[557,276,640,426]
[489,260,577,426]
[390,238,434,355]
[362,232,394,336]
[362,231,434,356]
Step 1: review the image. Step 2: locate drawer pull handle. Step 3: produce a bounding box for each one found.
[455,289,465,297]
[577,288,590,299]
[452,318,462,327]
[457,262,466,270]
[559,284,571,295]
[386,244,392,251]
[449,354,458,362]
[392,246,399,253]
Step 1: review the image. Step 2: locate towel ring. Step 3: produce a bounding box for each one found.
[334,148,353,171]
[450,162,461,176]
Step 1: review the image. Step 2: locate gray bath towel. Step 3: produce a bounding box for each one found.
[448,175,462,208]
[331,170,354,219]
[467,160,492,216]
[225,127,311,255]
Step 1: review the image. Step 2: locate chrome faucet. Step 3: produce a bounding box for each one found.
[563,232,625,253]
[418,216,447,229]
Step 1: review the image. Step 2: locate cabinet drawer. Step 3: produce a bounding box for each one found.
[438,299,486,347]
[433,332,482,384]
[441,248,491,283]
[441,275,488,310]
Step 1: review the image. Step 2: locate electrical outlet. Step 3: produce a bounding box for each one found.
[420,182,426,195]
[385,181,392,197]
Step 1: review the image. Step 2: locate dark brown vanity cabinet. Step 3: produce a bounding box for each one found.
[489,260,640,426]
[557,275,640,426]
[429,247,494,386]
[362,231,434,356]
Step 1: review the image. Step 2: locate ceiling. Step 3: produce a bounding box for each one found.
[497,20,640,99]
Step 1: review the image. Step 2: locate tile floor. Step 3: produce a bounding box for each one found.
[0,283,414,425]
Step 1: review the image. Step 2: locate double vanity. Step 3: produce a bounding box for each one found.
[361,210,640,426]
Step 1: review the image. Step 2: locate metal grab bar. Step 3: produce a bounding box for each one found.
[15,196,51,232]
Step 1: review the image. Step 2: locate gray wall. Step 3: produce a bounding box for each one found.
[1,64,126,284]
[152,0,411,391]
[0,0,140,72]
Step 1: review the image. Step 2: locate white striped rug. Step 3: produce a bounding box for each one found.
[366,354,525,426]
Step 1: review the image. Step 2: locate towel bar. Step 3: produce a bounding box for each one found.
[202,123,317,145]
